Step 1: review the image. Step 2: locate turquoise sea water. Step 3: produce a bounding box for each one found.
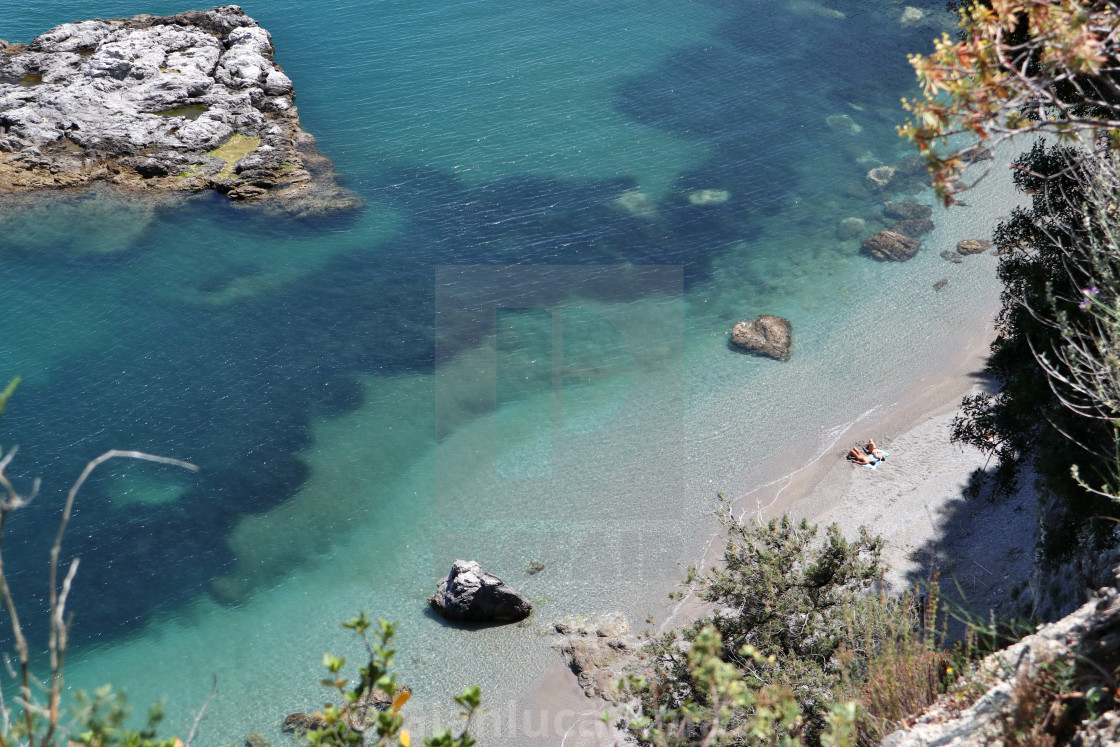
[0,0,1021,743]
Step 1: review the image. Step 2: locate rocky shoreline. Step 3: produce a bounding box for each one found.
[0,5,359,217]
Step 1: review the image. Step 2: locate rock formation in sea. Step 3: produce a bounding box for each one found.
[730,315,793,361]
[613,189,657,219]
[0,5,359,217]
[887,154,933,194]
[861,229,921,261]
[836,216,865,241]
[883,200,933,222]
[281,712,327,736]
[281,684,408,740]
[687,188,730,205]
[894,154,927,176]
[866,165,897,191]
[957,238,993,255]
[825,113,861,136]
[245,733,272,747]
[890,217,935,237]
[428,559,533,623]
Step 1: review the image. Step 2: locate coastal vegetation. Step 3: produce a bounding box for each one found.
[621,509,965,746]
[950,142,1120,558]
[901,0,1120,564]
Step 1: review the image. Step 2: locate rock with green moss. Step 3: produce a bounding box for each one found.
[0,6,359,215]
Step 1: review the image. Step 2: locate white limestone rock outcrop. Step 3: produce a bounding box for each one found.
[0,5,358,216]
[884,586,1120,747]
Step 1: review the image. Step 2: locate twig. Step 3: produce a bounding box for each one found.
[184,674,218,747]
[44,450,197,745]
[0,446,197,747]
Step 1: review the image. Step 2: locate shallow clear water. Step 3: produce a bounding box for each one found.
[0,0,1018,743]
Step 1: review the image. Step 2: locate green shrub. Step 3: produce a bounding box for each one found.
[308,613,480,747]
[624,510,889,745]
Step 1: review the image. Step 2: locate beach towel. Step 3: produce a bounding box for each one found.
[865,450,890,470]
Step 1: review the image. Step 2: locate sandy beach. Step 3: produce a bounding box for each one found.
[507,296,1041,746]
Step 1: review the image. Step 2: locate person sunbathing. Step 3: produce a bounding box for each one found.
[847,446,877,465]
[847,439,888,466]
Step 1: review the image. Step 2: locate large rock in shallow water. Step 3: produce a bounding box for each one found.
[730,315,793,361]
[282,713,326,736]
[957,238,992,255]
[861,230,920,261]
[428,560,532,623]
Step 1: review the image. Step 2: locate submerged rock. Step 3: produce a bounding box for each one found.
[730,315,793,361]
[961,145,994,164]
[613,189,657,220]
[0,6,358,215]
[890,218,935,237]
[364,685,410,713]
[687,188,730,206]
[957,238,993,255]
[0,185,156,255]
[866,165,896,191]
[883,200,932,221]
[788,0,846,19]
[428,559,532,623]
[282,713,326,736]
[899,6,926,27]
[893,153,928,177]
[940,250,964,264]
[861,230,920,261]
[933,278,949,292]
[245,733,271,747]
[836,216,865,241]
[825,113,861,135]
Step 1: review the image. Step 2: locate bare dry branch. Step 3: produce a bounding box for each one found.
[44,450,197,746]
[0,446,197,747]
[184,675,218,747]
